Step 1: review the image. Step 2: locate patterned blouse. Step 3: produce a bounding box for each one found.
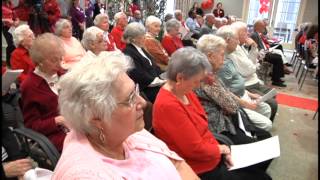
[195,75,239,135]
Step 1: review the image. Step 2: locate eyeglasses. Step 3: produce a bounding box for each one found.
[117,84,140,108]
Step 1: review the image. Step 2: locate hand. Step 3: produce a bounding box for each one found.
[224,154,234,169]
[246,38,257,48]
[13,18,20,27]
[244,101,258,110]
[218,144,230,155]
[3,158,33,178]
[202,73,215,85]
[248,92,261,99]
[79,22,85,30]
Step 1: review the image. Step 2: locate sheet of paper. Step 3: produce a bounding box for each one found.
[268,44,280,52]
[256,88,277,104]
[229,136,280,170]
[2,69,23,95]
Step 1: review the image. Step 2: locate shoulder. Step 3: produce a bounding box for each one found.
[12,47,28,57]
[20,72,42,90]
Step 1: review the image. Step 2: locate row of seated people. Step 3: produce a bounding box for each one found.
[4,12,283,179]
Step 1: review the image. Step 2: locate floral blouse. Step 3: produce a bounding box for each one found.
[195,75,239,135]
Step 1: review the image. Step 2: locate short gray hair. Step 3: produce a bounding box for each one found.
[114,12,126,24]
[165,19,181,33]
[145,15,161,29]
[197,34,226,55]
[123,22,146,43]
[93,13,109,26]
[58,51,133,134]
[167,47,211,81]
[216,25,236,40]
[29,33,65,65]
[54,18,72,36]
[12,24,32,47]
[174,9,182,19]
[81,26,104,50]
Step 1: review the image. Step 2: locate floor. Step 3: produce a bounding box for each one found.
[266,50,318,180]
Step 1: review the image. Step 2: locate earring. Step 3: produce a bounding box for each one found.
[99,128,105,143]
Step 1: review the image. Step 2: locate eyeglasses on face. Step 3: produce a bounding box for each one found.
[117,83,140,108]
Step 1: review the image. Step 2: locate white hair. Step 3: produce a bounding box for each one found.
[114,12,126,24]
[197,34,226,55]
[145,15,162,29]
[81,26,104,50]
[93,13,109,26]
[165,19,181,33]
[12,24,32,47]
[230,21,247,33]
[123,22,146,43]
[54,18,72,36]
[216,25,236,40]
[58,51,133,134]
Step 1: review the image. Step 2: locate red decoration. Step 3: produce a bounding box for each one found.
[201,0,214,10]
[259,0,270,14]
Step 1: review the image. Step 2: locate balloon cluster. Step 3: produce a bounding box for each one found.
[259,0,270,14]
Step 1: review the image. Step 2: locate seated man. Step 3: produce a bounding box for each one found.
[199,13,217,37]
[250,19,288,87]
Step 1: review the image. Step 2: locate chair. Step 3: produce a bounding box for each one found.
[297,47,316,90]
[13,127,61,171]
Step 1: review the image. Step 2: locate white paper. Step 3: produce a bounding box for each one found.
[2,69,23,95]
[24,167,53,180]
[256,88,277,104]
[229,136,280,170]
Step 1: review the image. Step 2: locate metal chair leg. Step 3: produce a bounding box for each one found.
[299,67,309,90]
[313,108,318,120]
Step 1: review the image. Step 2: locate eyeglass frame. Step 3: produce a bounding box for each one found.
[117,83,140,108]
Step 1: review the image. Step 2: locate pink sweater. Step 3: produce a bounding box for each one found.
[52,129,183,179]
[60,37,86,70]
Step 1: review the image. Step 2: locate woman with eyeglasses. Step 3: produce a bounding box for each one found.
[52,52,199,179]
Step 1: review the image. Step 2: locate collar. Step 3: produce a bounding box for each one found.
[34,67,59,86]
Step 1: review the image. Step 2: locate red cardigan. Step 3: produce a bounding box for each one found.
[110,25,126,51]
[161,35,184,56]
[153,88,221,174]
[10,46,35,83]
[20,72,66,152]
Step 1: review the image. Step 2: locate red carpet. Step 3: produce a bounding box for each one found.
[276,93,318,111]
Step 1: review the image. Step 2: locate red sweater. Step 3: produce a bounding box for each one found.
[20,72,66,152]
[161,35,184,56]
[153,88,221,174]
[10,46,35,83]
[110,25,126,51]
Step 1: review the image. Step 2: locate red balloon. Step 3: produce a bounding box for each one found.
[201,0,214,10]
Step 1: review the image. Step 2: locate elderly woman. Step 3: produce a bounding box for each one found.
[81,26,108,59]
[52,52,199,179]
[55,18,86,70]
[161,19,184,56]
[110,12,128,51]
[94,13,118,51]
[20,33,67,152]
[123,22,165,103]
[216,25,273,131]
[144,15,169,70]
[153,47,272,180]
[196,34,273,148]
[230,21,278,122]
[10,24,35,83]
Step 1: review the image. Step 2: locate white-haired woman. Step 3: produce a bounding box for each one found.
[123,22,165,103]
[54,18,86,70]
[216,25,273,131]
[20,33,67,152]
[94,13,118,51]
[153,47,272,180]
[161,19,184,56]
[81,26,108,59]
[144,15,169,70]
[52,52,199,179]
[10,24,35,83]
